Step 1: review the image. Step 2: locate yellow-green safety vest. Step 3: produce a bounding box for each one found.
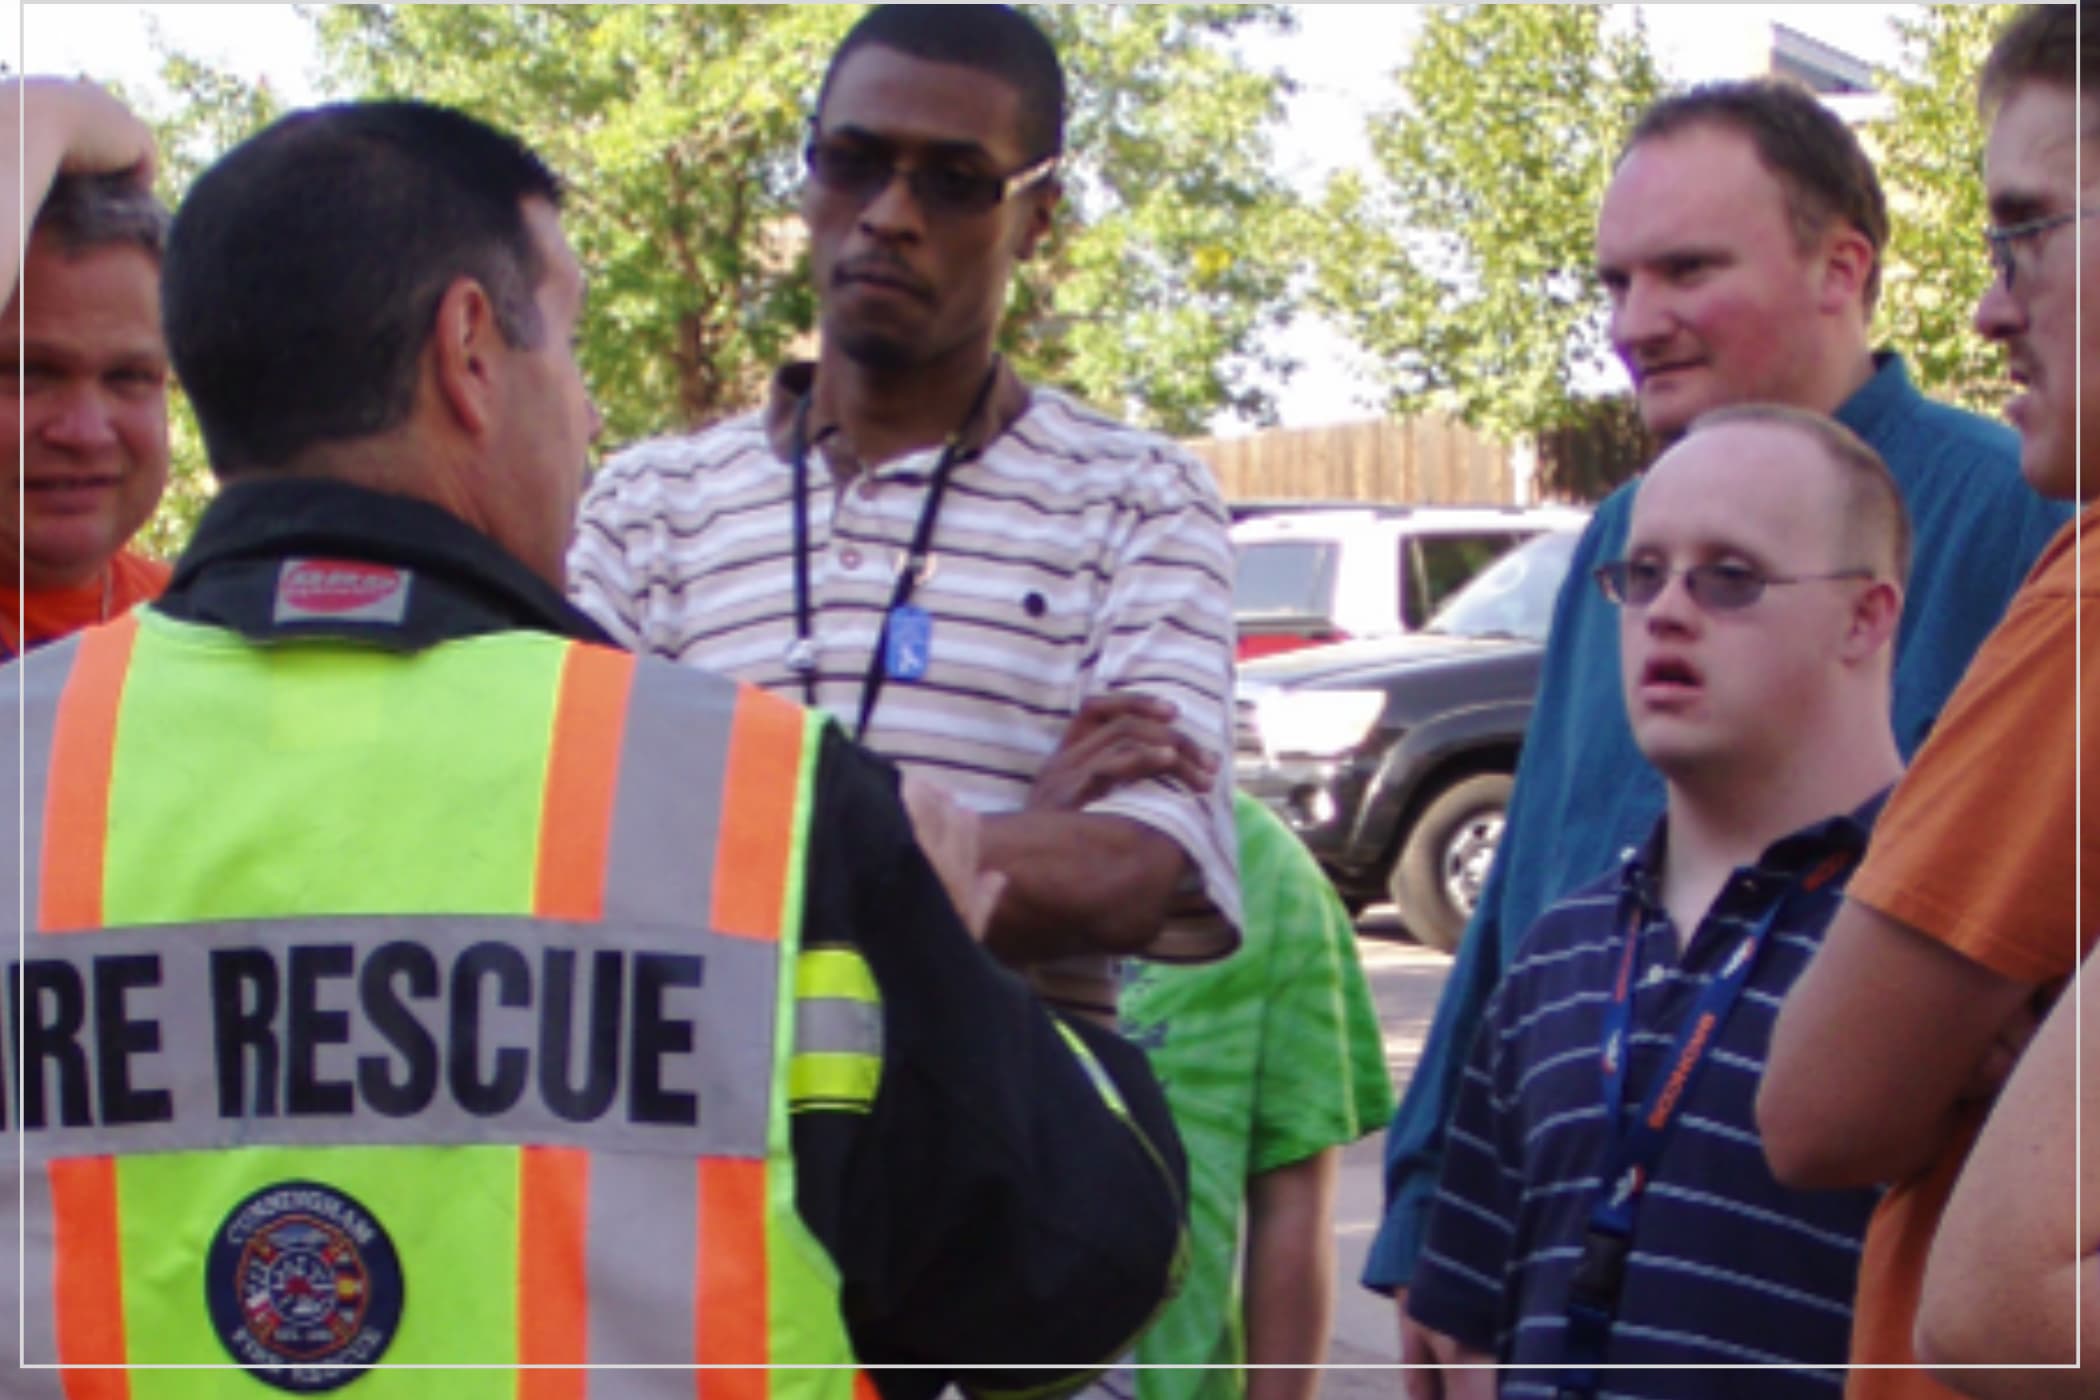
[2,609,885,1400]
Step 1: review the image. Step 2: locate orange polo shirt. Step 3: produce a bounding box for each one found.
[0,549,172,660]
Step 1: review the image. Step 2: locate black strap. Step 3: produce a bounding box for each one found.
[787,362,1002,742]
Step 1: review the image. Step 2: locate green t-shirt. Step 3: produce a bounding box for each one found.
[1118,793,1397,1400]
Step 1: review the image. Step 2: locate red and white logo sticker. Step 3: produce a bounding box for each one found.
[274,559,412,625]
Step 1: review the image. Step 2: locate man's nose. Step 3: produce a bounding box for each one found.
[1972,273,2025,345]
[857,167,928,241]
[38,383,120,450]
[1643,569,1702,632]
[1611,277,1673,357]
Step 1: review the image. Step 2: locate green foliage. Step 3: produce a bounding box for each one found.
[134,3,1301,462]
[308,4,847,448]
[1013,5,1302,433]
[1871,3,2023,416]
[115,23,292,560]
[1312,5,1664,449]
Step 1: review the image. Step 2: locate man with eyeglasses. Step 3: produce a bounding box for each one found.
[1404,405,1906,1396]
[1372,79,2074,1396]
[570,3,1240,1034]
[1761,8,2097,1394]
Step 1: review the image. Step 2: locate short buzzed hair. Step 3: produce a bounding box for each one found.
[817,5,1066,163]
[1979,4,2094,130]
[165,100,562,478]
[1691,403,1911,588]
[33,172,170,260]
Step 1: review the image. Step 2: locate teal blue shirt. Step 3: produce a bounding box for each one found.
[1365,353,2074,1291]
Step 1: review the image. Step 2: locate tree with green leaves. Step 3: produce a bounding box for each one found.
[159,4,1302,442]
[1311,5,1665,457]
[1870,3,2022,417]
[129,4,1307,554]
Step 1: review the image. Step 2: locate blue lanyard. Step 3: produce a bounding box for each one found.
[1555,851,1851,1399]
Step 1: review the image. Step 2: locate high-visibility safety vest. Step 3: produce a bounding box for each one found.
[1,608,887,1399]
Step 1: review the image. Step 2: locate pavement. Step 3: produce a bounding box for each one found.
[1321,908,1455,1397]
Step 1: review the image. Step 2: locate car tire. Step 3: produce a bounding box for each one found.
[1389,773,1513,954]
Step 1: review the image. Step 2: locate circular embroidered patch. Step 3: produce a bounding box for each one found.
[205,1180,404,1392]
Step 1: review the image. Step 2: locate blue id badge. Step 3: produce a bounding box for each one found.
[885,605,933,682]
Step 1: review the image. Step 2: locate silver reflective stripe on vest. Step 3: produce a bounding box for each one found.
[2,914,777,1163]
[602,660,741,928]
[584,1153,700,1380]
[0,1163,65,1385]
[3,641,88,1389]
[793,996,882,1061]
[4,634,88,935]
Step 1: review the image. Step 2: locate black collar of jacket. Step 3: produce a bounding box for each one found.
[156,476,615,651]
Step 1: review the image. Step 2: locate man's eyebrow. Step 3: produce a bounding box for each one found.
[825,123,995,163]
[1988,190,2053,226]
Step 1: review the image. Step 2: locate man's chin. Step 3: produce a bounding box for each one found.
[2019,439,2079,502]
[837,330,922,374]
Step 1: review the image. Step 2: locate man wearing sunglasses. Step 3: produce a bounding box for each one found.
[1372,78,2074,1393]
[571,4,1240,1033]
[1761,8,2097,1393]
[1406,405,1906,1395]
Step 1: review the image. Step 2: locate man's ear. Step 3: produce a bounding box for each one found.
[430,276,505,440]
[1014,182,1060,263]
[1841,578,1903,665]
[1817,225,1876,317]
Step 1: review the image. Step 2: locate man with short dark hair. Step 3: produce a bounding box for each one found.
[2,96,1186,1393]
[1761,8,2098,1394]
[1370,77,2072,1394]
[1,77,173,658]
[571,3,1241,1025]
[1407,407,1910,1394]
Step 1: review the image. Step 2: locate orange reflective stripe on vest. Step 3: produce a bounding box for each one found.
[536,643,634,923]
[38,611,138,934]
[52,1154,127,1399]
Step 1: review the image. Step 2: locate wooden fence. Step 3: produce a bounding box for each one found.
[1182,415,1517,507]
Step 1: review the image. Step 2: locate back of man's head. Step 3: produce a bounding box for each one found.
[162,100,561,479]
[1979,2,2094,121]
[30,172,170,265]
[1626,79,1889,316]
[817,4,1066,162]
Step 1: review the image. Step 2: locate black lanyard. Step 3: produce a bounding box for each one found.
[786,362,1000,743]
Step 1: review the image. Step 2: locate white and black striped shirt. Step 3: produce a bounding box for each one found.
[570,366,1242,1020]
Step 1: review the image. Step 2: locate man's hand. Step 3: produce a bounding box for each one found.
[4,77,159,304]
[1027,692,1219,813]
[17,77,156,188]
[900,773,1007,941]
[1397,1291,1495,1400]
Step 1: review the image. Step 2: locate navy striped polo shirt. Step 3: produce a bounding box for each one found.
[1408,799,1886,1398]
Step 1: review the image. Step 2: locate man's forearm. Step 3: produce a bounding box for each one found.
[976,810,1188,963]
[1244,1151,1339,1400]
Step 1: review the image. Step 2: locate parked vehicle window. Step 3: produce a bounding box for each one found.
[1426,530,1579,642]
[1234,540,1338,619]
[1402,533,1527,629]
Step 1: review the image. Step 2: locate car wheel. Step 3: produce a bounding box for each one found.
[1389,773,1513,954]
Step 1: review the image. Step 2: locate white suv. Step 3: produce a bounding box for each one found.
[1231,504,1588,661]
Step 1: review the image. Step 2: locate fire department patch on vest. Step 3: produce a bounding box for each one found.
[206,1180,404,1391]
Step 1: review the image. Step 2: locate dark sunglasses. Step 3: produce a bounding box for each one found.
[1594,559,1875,612]
[804,136,1059,217]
